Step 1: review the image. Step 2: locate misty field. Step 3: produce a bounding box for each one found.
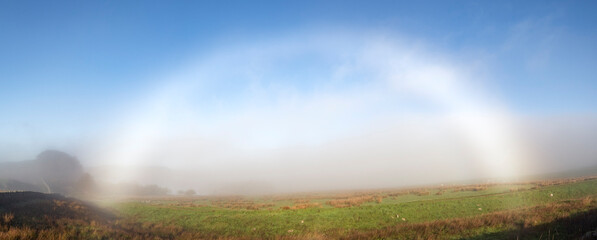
[1,177,597,239]
[105,177,597,239]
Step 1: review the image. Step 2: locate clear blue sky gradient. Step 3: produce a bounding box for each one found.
[1,0,597,158]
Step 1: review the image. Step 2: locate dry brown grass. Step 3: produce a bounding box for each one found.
[211,199,275,210]
[281,202,322,210]
[2,213,13,225]
[410,190,431,196]
[326,194,383,208]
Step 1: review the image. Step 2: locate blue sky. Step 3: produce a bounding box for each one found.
[1,1,597,189]
[1,1,596,115]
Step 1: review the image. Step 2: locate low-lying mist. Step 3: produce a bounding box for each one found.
[2,31,597,196]
[82,115,597,195]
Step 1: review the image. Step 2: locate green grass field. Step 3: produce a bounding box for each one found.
[106,178,597,239]
[2,177,595,239]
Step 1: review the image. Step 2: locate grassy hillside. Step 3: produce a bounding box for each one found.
[113,177,597,239]
[1,177,596,239]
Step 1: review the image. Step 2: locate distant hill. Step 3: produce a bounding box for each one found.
[0,150,84,194]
